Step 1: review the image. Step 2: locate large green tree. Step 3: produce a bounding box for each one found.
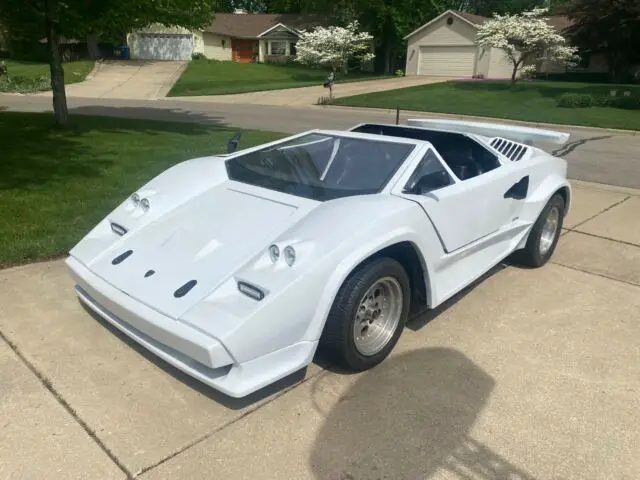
[0,0,219,127]
[564,0,640,82]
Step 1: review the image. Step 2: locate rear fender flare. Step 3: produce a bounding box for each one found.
[517,175,571,249]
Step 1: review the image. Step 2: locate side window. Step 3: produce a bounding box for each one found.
[404,149,454,195]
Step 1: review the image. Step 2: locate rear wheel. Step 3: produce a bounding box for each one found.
[320,257,411,371]
[513,192,565,268]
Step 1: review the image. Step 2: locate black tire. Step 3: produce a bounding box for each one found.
[513,192,565,268]
[319,256,411,371]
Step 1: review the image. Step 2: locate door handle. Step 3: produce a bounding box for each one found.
[504,175,529,200]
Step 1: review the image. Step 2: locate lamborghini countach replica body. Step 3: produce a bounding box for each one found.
[66,118,572,398]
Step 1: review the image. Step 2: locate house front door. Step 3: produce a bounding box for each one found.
[232,39,256,63]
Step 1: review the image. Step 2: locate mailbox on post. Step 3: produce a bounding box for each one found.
[323,72,335,99]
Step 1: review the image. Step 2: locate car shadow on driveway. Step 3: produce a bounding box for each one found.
[309,348,536,480]
[407,262,509,332]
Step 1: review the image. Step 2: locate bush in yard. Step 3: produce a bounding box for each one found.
[191,52,206,60]
[0,73,50,93]
[556,93,594,108]
[605,96,640,110]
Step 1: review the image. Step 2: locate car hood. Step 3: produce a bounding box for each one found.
[87,184,310,319]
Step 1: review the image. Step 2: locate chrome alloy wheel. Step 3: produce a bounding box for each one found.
[352,277,403,356]
[539,205,560,256]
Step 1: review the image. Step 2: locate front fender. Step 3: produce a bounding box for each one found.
[180,195,443,364]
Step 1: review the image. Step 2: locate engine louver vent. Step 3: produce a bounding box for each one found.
[490,137,529,161]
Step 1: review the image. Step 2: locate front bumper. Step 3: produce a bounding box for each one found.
[66,256,317,398]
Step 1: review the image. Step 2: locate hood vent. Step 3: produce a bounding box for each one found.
[111,250,133,265]
[489,137,529,161]
[174,280,198,298]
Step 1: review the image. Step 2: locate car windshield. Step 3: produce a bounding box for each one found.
[225,133,415,201]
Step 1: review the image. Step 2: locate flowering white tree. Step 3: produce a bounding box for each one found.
[476,7,580,83]
[294,21,375,75]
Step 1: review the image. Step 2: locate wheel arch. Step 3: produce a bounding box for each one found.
[556,184,571,216]
[305,238,434,343]
[368,241,432,313]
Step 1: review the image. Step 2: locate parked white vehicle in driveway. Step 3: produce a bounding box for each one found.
[66,118,572,398]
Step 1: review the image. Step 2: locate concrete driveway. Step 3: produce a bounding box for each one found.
[32,60,187,100]
[1,179,639,479]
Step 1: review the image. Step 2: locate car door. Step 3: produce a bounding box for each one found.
[392,146,530,253]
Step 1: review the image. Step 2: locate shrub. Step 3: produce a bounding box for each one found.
[556,92,594,108]
[191,52,206,60]
[606,96,640,110]
[0,73,50,93]
[316,95,333,105]
[395,69,404,76]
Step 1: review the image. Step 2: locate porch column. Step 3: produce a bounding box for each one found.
[259,40,266,62]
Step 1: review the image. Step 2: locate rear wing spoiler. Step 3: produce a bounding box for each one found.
[406,118,571,146]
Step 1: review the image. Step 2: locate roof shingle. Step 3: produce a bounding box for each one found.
[204,13,330,38]
[453,9,574,33]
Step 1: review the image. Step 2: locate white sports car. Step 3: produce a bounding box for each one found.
[66,118,572,398]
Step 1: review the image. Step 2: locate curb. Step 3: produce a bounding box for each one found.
[84,59,103,80]
[318,104,639,136]
[570,179,640,197]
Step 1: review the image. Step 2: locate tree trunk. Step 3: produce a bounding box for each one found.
[45,0,69,128]
[607,53,628,83]
[511,65,518,84]
[384,42,392,74]
[87,33,100,60]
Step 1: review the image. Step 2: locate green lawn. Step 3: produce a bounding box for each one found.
[0,112,284,268]
[333,80,640,131]
[168,59,389,96]
[0,60,95,93]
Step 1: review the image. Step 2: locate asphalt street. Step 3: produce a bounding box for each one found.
[2,93,640,188]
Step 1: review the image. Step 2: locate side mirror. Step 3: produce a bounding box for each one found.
[404,171,452,195]
[227,131,242,153]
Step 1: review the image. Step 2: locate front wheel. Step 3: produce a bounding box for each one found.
[320,257,411,371]
[513,192,565,268]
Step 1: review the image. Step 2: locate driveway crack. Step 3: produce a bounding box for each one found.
[551,261,640,288]
[0,329,133,479]
[562,196,630,235]
[136,364,328,477]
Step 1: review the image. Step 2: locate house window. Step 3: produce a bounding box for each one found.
[269,41,287,55]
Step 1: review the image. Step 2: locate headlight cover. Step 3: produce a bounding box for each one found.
[283,246,296,266]
[269,244,280,263]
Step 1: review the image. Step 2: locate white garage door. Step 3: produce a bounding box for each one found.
[418,46,476,76]
[134,33,194,61]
